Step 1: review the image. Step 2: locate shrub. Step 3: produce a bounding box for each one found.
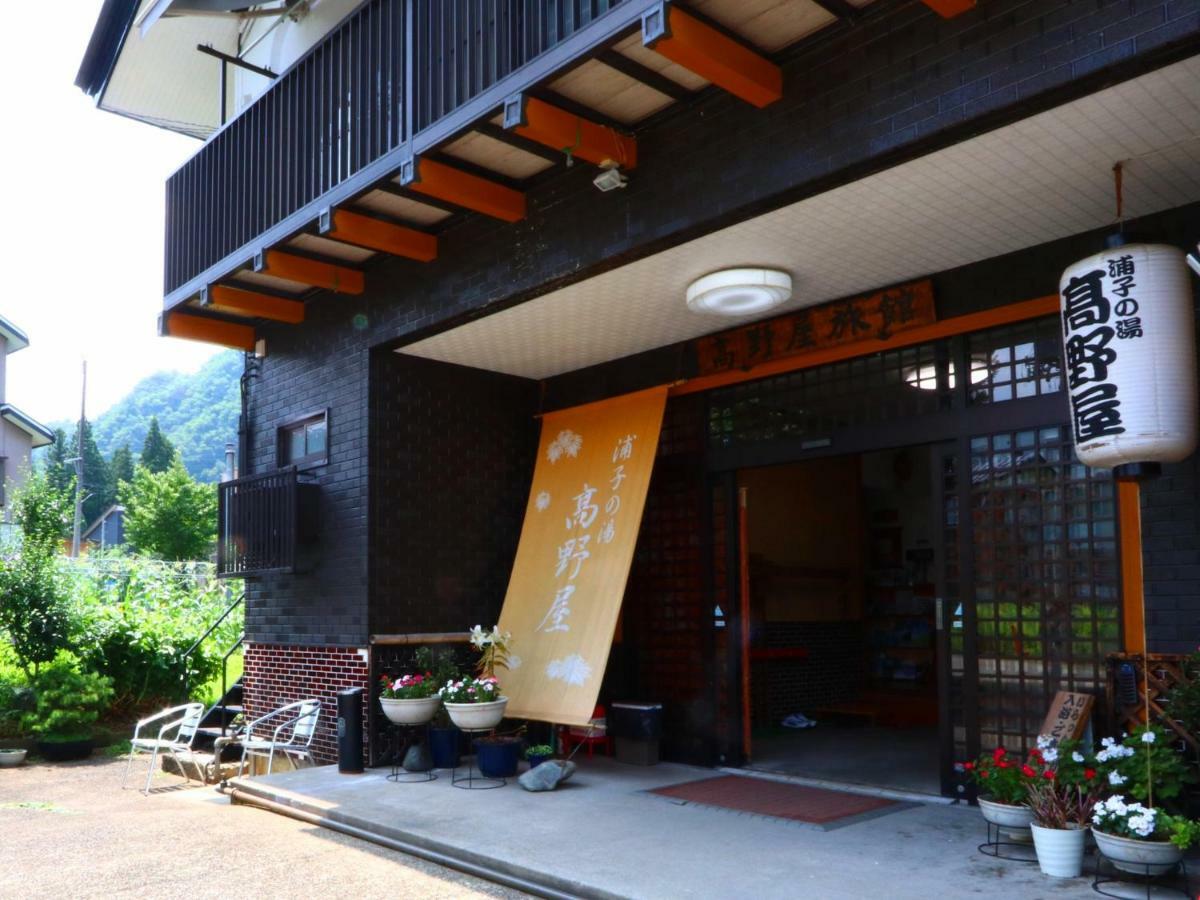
[63,556,241,714]
[1096,725,1196,812]
[0,546,71,679]
[21,652,114,742]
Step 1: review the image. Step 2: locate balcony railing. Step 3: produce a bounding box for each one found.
[217,467,318,577]
[165,0,644,303]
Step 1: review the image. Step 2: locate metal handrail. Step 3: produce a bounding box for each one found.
[181,592,245,701]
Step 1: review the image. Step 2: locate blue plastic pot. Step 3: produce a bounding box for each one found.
[428,726,460,768]
[473,736,521,778]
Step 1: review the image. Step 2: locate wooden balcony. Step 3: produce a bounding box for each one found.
[154,0,973,346]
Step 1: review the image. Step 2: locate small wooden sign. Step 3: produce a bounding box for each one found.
[1041,691,1094,742]
[694,278,936,376]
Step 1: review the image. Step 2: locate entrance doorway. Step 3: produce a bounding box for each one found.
[739,445,942,795]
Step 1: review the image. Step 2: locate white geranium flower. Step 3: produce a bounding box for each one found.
[1071,751,1084,763]
[1142,730,1156,744]
[1042,747,1058,763]
[1037,734,1053,750]
[1101,736,1116,748]
[1108,771,1127,786]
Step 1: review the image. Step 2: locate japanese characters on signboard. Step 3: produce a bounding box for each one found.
[1059,244,1197,469]
[1040,691,1095,743]
[497,387,668,727]
[695,278,936,376]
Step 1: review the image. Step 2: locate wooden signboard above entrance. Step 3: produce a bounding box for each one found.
[695,279,936,376]
[1041,691,1094,742]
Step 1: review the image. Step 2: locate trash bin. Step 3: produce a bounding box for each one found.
[611,701,662,766]
[337,688,364,774]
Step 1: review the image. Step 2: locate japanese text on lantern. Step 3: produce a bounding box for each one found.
[1061,253,1143,444]
[536,433,637,635]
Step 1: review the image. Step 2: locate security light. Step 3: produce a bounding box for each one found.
[593,160,627,192]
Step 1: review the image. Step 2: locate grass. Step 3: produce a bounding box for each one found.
[192,651,243,707]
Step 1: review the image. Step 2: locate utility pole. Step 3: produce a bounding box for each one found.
[71,361,86,557]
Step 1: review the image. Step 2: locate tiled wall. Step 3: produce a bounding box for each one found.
[242,642,371,764]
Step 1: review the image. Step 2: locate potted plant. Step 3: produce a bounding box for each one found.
[440,625,513,731]
[1024,737,1101,878]
[962,746,1036,838]
[21,653,113,762]
[1091,724,1200,875]
[420,647,464,768]
[378,672,441,725]
[525,743,554,769]
[474,732,524,778]
[1091,796,1199,875]
[440,676,507,730]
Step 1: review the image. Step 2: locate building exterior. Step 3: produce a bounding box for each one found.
[78,0,1200,789]
[82,504,126,551]
[0,315,55,518]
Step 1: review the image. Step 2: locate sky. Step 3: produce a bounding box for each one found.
[0,2,221,425]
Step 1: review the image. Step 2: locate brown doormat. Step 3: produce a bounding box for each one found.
[650,775,907,830]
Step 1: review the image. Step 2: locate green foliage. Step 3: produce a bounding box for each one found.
[525,744,553,759]
[140,417,177,474]
[91,352,241,482]
[20,651,113,741]
[1098,726,1197,812]
[0,546,70,680]
[63,556,240,713]
[70,418,113,526]
[1167,814,1200,849]
[120,461,217,561]
[10,468,72,551]
[110,445,135,489]
[42,428,75,499]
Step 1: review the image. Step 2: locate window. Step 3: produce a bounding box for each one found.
[278,410,328,468]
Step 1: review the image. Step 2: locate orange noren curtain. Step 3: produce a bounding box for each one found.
[497,386,669,726]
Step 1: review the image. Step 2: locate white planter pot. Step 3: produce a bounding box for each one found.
[444,698,508,731]
[1031,823,1088,878]
[0,748,27,768]
[1093,828,1184,876]
[978,796,1035,842]
[380,696,441,726]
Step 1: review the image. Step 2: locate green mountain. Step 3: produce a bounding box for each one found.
[57,352,243,483]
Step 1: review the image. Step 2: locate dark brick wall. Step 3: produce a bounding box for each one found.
[368,352,539,637]
[244,299,371,646]
[241,0,1200,645]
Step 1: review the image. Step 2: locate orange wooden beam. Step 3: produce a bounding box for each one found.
[401,157,526,223]
[921,0,976,17]
[160,311,255,351]
[671,294,1060,397]
[202,284,305,324]
[324,208,437,262]
[505,94,637,169]
[1118,479,1146,654]
[257,249,365,294]
[643,5,781,108]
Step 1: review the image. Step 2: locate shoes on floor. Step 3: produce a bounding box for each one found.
[781,713,817,729]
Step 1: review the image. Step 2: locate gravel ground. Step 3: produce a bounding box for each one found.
[0,755,528,900]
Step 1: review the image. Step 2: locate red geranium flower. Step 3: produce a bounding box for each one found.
[979,770,989,778]
[998,761,1010,769]
[1021,765,1036,778]
[1042,770,1055,780]
[1084,768,1096,780]
[993,747,1006,761]
[963,762,975,771]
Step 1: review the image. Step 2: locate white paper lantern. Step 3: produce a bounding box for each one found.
[1059,242,1197,472]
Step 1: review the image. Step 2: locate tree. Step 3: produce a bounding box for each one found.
[70,418,112,526]
[10,468,72,552]
[140,417,177,474]
[120,460,217,561]
[110,444,135,491]
[42,428,75,498]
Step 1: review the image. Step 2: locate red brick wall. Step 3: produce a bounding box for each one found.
[242,643,371,764]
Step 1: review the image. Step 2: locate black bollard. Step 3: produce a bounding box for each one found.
[337,687,364,774]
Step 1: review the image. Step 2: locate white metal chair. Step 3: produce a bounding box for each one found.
[237,699,321,777]
[122,702,206,795]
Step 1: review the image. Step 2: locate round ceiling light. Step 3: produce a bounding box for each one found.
[686,268,793,317]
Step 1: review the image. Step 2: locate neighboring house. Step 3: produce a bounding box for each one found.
[0,314,54,517]
[76,0,1200,793]
[82,504,125,552]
